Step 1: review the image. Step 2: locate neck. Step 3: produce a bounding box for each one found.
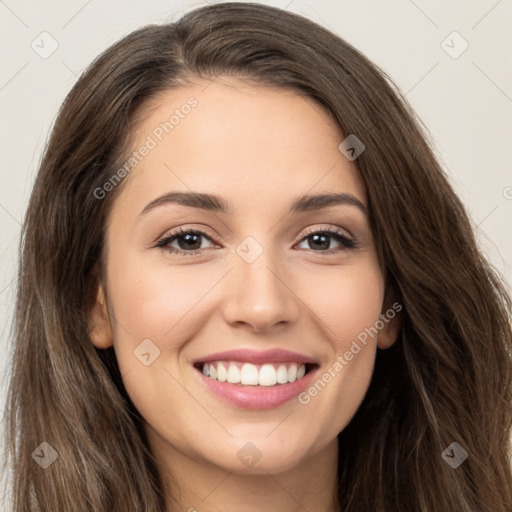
[145,425,340,512]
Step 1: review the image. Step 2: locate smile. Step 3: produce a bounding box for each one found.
[197,361,313,387]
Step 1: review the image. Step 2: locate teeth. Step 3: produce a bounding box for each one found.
[217,362,227,382]
[288,363,297,382]
[259,364,277,386]
[227,364,241,384]
[240,363,259,385]
[276,364,288,384]
[201,361,308,387]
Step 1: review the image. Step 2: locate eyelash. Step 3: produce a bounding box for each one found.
[155,226,358,256]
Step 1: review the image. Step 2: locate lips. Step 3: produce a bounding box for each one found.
[192,348,319,365]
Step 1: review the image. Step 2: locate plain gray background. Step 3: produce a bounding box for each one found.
[1,0,511,504]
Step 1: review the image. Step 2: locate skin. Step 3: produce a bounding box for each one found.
[89,77,400,512]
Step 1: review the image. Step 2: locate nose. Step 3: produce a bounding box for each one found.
[221,244,301,333]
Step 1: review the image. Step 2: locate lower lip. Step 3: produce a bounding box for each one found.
[196,365,319,410]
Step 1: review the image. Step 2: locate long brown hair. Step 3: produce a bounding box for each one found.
[3,2,511,510]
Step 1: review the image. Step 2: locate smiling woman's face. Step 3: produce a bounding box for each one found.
[89,77,398,477]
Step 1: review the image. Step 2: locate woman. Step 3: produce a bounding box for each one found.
[3,2,512,511]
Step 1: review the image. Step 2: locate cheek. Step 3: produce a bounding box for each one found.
[335,273,384,347]
[297,262,384,349]
[330,265,384,389]
[107,255,215,339]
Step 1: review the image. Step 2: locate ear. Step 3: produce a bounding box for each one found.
[377,288,403,350]
[87,272,113,349]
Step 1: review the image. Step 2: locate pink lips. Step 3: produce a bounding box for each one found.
[193,348,318,365]
[193,348,319,410]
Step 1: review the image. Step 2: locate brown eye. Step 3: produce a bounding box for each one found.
[156,227,216,256]
[296,229,357,253]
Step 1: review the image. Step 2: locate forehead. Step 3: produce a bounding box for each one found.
[115,77,366,215]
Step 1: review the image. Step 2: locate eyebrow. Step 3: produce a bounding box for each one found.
[139,191,367,217]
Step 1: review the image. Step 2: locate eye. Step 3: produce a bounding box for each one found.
[295,227,357,253]
[155,226,357,256]
[155,227,218,256]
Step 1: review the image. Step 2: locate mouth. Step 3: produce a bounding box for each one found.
[193,361,318,387]
[192,350,320,410]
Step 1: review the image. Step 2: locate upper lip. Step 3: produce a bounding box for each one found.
[193,348,319,365]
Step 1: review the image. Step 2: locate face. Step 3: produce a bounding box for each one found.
[89,77,399,476]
